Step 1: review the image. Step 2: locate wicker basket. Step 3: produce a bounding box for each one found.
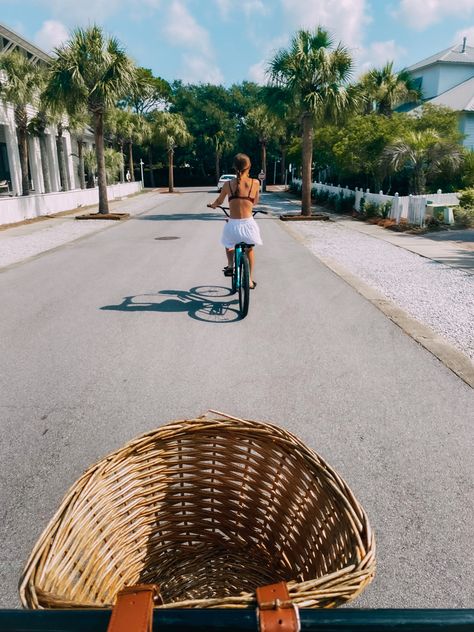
[20,411,375,610]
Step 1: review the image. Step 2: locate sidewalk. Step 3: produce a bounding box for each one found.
[0,190,171,269]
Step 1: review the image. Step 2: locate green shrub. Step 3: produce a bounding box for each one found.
[359,197,366,215]
[327,193,338,210]
[342,194,355,212]
[453,206,474,227]
[458,189,474,209]
[380,201,392,219]
[365,201,381,218]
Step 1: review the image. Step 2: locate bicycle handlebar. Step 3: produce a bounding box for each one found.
[207,204,268,217]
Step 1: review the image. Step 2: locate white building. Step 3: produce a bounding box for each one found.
[405,39,474,149]
[0,22,94,197]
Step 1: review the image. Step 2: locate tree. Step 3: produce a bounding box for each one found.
[43,25,136,213]
[268,28,355,215]
[0,50,43,195]
[382,129,463,194]
[358,62,422,116]
[121,67,170,114]
[152,111,191,192]
[245,105,281,190]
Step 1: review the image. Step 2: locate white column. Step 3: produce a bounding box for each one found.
[46,128,60,192]
[64,131,77,190]
[4,107,22,195]
[28,136,43,194]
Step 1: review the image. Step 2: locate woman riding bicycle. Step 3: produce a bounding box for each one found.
[208,153,262,290]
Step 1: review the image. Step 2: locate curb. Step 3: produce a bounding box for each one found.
[280,220,474,389]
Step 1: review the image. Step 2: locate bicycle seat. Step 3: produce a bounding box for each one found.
[236,241,255,248]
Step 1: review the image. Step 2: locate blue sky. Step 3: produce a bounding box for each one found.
[2,0,474,85]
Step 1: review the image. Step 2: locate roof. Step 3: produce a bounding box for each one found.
[407,76,474,114]
[0,22,52,64]
[426,75,474,111]
[408,42,474,73]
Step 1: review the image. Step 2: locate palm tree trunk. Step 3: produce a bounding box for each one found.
[39,133,51,193]
[280,146,287,185]
[215,151,220,181]
[148,147,155,188]
[301,112,314,216]
[93,111,109,213]
[15,107,30,196]
[119,141,125,183]
[261,140,267,192]
[77,139,86,189]
[56,122,69,191]
[128,141,135,181]
[168,148,174,193]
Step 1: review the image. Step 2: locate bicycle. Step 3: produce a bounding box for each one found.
[212,205,267,319]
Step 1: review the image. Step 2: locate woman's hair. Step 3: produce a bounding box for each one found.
[232,153,251,196]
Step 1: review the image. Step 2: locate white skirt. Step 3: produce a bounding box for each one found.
[221,218,263,248]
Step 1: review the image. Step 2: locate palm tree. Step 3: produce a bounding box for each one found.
[382,129,463,194]
[268,28,355,215]
[359,62,422,116]
[152,112,191,192]
[0,50,43,195]
[43,25,136,213]
[245,105,280,191]
[204,130,233,182]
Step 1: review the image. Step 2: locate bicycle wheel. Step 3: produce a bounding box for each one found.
[238,251,250,318]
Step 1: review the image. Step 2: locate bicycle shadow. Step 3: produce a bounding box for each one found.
[100,286,241,323]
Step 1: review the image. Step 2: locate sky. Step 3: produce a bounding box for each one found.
[2,0,474,86]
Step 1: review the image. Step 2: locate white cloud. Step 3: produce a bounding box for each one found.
[357,40,407,75]
[243,0,269,16]
[34,20,69,52]
[453,25,474,47]
[394,0,474,30]
[214,0,232,19]
[37,0,122,24]
[248,59,267,84]
[162,2,222,84]
[163,0,211,56]
[180,54,224,84]
[280,0,371,50]
[214,0,268,19]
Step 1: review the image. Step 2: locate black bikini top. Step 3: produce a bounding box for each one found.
[228,179,257,204]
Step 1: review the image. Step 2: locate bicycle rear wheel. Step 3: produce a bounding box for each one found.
[238,251,250,318]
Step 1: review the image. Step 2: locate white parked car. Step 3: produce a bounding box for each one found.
[217,174,236,192]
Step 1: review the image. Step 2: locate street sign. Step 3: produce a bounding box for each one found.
[258,172,265,182]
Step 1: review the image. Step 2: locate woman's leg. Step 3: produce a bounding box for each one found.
[225,247,234,268]
[247,247,256,287]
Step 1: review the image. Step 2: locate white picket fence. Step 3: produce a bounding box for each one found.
[291,179,459,226]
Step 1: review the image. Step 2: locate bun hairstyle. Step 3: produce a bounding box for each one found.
[232,153,251,196]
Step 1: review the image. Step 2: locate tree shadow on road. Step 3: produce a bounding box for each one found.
[100,286,241,323]
[135,212,223,221]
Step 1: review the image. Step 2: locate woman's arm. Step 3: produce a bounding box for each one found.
[208,181,229,208]
[253,179,260,206]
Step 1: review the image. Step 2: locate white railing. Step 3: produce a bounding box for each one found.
[291,179,459,225]
[0,181,143,226]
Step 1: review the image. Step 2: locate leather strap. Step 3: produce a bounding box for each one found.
[106,584,160,632]
[256,582,300,632]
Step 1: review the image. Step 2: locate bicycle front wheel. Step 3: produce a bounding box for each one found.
[238,252,250,318]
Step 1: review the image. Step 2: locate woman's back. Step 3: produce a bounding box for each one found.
[226,177,259,218]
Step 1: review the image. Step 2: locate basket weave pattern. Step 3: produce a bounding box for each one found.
[20,412,375,609]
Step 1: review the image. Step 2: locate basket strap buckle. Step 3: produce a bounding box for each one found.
[256,581,300,632]
[107,584,161,632]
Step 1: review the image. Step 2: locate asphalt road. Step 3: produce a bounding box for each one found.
[0,188,473,609]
